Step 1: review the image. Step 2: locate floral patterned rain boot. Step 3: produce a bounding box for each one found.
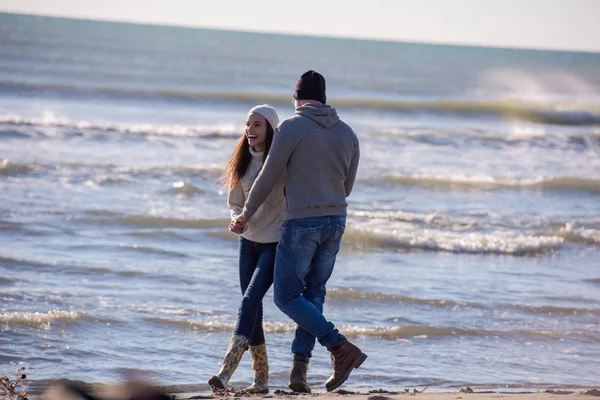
[208,334,250,393]
[242,343,269,394]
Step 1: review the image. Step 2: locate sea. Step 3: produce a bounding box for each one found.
[1,12,599,397]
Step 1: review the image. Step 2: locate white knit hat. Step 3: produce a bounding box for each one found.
[247,104,280,131]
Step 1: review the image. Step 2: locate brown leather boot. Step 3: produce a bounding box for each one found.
[325,341,367,392]
[288,359,311,394]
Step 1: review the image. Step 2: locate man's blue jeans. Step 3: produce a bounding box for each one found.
[273,215,347,360]
[234,236,276,346]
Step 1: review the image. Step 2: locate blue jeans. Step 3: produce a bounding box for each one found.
[234,236,276,346]
[273,216,347,360]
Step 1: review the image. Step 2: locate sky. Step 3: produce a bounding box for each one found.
[1,0,600,52]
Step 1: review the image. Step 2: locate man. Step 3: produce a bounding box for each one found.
[233,70,364,393]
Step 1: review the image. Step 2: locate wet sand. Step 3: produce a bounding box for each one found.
[193,388,600,400]
[37,380,600,400]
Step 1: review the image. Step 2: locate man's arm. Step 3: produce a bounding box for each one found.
[227,180,246,234]
[345,139,360,197]
[227,180,244,220]
[242,126,298,219]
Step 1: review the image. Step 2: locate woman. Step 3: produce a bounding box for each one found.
[209,105,284,394]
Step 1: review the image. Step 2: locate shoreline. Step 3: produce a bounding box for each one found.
[38,382,600,400]
[178,388,600,400]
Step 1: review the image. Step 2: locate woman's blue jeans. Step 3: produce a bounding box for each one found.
[233,236,276,346]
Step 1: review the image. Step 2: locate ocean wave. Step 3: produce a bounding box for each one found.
[0,158,40,176]
[517,304,600,316]
[327,288,473,308]
[109,215,228,229]
[342,227,564,255]
[89,175,134,185]
[0,159,223,181]
[123,230,193,241]
[0,255,57,269]
[67,243,190,258]
[350,210,476,230]
[328,288,600,317]
[2,81,600,126]
[372,127,600,150]
[0,111,240,139]
[165,181,204,196]
[552,223,600,245]
[377,174,600,193]
[0,220,25,233]
[117,244,190,258]
[349,211,600,246]
[0,129,38,139]
[25,208,228,231]
[181,211,595,254]
[0,309,82,326]
[145,317,598,341]
[146,318,297,333]
[0,276,14,285]
[2,255,146,277]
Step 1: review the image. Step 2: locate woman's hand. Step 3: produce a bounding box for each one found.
[229,219,244,234]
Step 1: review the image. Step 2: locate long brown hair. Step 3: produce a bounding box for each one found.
[218,116,275,190]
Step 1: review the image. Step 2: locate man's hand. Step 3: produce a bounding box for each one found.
[230,215,249,234]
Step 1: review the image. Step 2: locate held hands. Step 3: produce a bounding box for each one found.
[229,214,249,234]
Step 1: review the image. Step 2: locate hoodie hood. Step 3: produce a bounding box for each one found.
[296,103,339,128]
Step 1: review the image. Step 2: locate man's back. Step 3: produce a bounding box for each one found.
[279,103,359,220]
[242,102,359,222]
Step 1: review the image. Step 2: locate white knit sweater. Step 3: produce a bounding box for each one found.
[228,148,285,243]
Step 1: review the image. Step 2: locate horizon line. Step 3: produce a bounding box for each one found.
[3,10,600,55]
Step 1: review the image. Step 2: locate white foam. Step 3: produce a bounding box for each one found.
[558,223,600,244]
[346,227,564,255]
[0,111,240,138]
[0,310,81,326]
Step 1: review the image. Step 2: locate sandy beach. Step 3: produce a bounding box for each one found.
[179,388,600,400]
[281,390,598,400]
[258,390,600,400]
[192,389,600,400]
[37,382,600,400]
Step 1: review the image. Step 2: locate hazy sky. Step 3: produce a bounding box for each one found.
[1,0,600,52]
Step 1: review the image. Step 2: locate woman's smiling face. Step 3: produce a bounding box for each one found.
[245,112,268,152]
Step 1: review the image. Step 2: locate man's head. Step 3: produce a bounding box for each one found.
[293,70,326,107]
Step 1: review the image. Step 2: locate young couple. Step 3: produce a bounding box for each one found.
[209,70,364,395]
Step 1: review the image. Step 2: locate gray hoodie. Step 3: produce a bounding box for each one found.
[242,103,360,220]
